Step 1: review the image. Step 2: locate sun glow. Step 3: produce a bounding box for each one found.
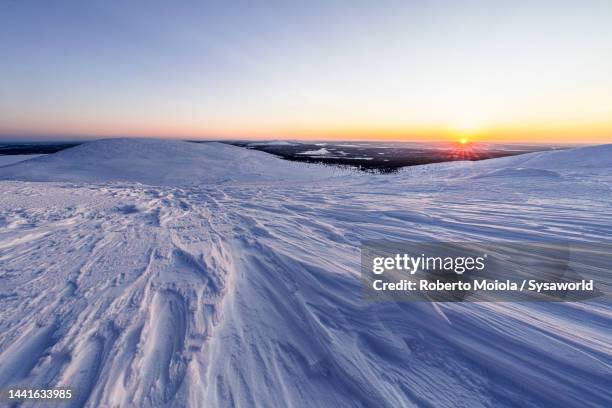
[459,138,468,145]
[450,119,482,135]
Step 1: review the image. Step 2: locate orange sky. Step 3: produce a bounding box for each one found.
[3,120,611,144]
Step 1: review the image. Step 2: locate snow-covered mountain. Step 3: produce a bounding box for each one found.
[0,139,610,407]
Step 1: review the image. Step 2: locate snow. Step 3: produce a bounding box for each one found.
[463,144,612,173]
[473,167,561,179]
[0,139,336,186]
[297,148,331,156]
[0,154,44,166]
[512,144,612,169]
[0,138,610,407]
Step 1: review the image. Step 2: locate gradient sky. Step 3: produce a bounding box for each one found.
[1,0,612,142]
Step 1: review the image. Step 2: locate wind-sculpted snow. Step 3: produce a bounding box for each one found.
[0,140,610,407]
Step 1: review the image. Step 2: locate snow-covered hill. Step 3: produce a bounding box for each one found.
[0,154,43,167]
[0,139,610,407]
[0,138,337,185]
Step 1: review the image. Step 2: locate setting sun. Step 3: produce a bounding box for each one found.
[459,138,468,145]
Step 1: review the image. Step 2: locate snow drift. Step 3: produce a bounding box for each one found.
[0,139,610,407]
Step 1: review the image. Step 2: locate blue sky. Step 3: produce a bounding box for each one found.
[1,0,612,142]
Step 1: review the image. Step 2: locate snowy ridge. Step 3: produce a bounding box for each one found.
[0,138,339,185]
[398,143,612,180]
[0,139,611,407]
[505,143,612,169]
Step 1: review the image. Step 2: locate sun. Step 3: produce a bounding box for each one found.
[459,137,468,145]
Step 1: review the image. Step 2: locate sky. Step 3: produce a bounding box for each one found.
[1,0,612,143]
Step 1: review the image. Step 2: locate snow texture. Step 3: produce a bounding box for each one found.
[0,154,43,167]
[0,138,610,407]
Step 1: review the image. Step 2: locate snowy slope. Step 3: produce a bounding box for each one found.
[0,138,338,185]
[0,154,44,166]
[0,139,610,407]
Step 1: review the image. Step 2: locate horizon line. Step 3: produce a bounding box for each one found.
[0,134,600,146]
